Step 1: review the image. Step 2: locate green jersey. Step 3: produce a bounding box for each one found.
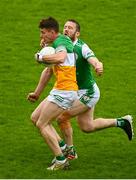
[52,34,74,53]
[74,39,96,89]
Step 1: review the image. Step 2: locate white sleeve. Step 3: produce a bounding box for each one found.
[55,45,67,53]
[82,43,95,60]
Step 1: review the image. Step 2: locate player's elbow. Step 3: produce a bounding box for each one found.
[59,58,65,63]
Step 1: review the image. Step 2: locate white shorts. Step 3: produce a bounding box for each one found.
[78,83,100,108]
[47,89,78,109]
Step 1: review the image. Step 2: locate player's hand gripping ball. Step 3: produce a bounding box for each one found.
[35,47,55,66]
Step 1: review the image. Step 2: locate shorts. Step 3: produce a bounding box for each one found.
[78,83,100,108]
[47,89,78,109]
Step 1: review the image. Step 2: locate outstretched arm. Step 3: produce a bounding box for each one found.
[27,67,53,102]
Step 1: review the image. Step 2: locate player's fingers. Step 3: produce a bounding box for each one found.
[28,97,36,102]
[96,69,103,76]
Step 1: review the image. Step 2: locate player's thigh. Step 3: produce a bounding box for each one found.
[77,107,94,129]
[36,100,64,128]
[68,99,88,117]
[31,98,47,123]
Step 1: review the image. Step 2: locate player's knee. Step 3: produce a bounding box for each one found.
[31,112,38,125]
[35,120,43,130]
[80,125,95,133]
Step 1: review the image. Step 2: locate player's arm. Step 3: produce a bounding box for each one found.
[88,57,103,76]
[36,45,67,64]
[82,43,103,76]
[27,67,53,102]
[42,51,67,64]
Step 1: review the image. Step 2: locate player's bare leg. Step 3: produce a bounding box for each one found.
[67,99,88,117]
[33,100,69,170]
[77,107,116,132]
[58,99,134,143]
[31,98,47,124]
[77,109,133,140]
[56,99,88,160]
[58,117,73,146]
[36,101,64,153]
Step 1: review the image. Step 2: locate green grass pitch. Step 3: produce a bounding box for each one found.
[0,0,136,178]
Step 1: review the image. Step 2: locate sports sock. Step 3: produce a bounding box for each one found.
[67,145,74,149]
[56,154,65,161]
[59,139,66,150]
[116,118,125,127]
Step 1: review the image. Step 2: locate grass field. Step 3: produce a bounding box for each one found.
[0,0,136,178]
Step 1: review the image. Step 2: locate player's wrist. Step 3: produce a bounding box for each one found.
[35,53,43,62]
[38,54,43,61]
[34,91,40,99]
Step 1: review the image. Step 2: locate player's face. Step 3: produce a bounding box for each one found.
[63,21,80,41]
[40,28,54,43]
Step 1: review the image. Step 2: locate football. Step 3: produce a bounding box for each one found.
[39,46,55,56]
[39,46,55,66]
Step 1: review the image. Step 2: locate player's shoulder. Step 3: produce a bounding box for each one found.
[57,34,71,42]
[76,39,90,52]
[53,34,72,46]
[53,34,74,53]
[76,39,85,46]
[76,39,90,48]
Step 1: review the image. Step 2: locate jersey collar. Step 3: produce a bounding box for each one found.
[73,39,78,46]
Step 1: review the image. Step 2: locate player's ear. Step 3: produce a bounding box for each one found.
[76,31,80,37]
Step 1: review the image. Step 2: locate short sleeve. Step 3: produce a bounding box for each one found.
[82,43,95,60]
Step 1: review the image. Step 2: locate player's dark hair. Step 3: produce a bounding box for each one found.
[39,17,59,32]
[67,19,80,32]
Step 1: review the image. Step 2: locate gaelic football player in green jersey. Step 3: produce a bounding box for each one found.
[56,19,133,159]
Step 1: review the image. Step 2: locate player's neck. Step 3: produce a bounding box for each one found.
[73,38,78,45]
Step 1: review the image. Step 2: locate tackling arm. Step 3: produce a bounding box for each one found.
[88,57,103,76]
